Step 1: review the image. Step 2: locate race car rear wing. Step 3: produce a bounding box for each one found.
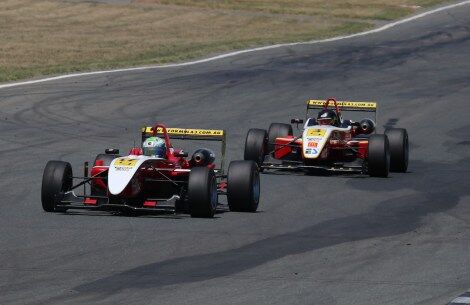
[306,99,378,122]
[141,126,227,172]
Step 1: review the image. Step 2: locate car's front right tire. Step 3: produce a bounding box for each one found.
[91,153,120,198]
[385,128,409,172]
[267,123,293,153]
[227,160,260,212]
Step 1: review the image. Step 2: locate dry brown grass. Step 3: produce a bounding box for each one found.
[137,0,446,20]
[0,0,449,82]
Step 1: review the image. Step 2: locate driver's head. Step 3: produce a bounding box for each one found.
[142,136,166,157]
[317,109,339,126]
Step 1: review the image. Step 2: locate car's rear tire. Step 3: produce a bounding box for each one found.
[188,167,218,218]
[227,161,260,212]
[244,128,267,167]
[367,134,390,177]
[91,153,120,197]
[268,123,293,153]
[385,128,409,172]
[41,161,73,212]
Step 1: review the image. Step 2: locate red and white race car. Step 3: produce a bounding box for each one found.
[244,98,409,177]
[41,123,260,218]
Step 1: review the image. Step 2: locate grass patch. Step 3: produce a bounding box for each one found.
[0,0,451,82]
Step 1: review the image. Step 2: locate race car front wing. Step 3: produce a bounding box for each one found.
[261,160,364,174]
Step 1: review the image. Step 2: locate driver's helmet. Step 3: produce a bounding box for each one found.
[317,109,339,126]
[142,136,166,157]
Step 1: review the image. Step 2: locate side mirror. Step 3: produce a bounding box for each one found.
[105,148,119,155]
[291,118,304,124]
[174,151,188,158]
[359,119,376,134]
[291,118,304,130]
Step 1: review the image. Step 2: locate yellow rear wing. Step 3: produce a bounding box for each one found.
[307,100,377,112]
[306,99,378,123]
[142,127,225,141]
[141,126,226,171]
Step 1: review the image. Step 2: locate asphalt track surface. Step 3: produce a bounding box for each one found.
[0,4,469,305]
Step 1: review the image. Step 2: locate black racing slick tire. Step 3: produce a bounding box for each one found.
[188,167,218,218]
[93,153,120,166]
[267,123,293,153]
[244,128,267,167]
[385,128,409,173]
[41,161,73,212]
[367,134,390,178]
[227,161,260,212]
[91,153,120,197]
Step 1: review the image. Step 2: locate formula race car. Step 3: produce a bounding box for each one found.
[244,98,409,177]
[41,123,260,218]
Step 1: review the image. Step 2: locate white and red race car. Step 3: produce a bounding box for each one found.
[244,98,409,177]
[41,123,260,218]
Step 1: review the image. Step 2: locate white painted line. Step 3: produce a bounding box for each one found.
[451,297,470,304]
[452,297,470,303]
[448,291,470,305]
[1,0,469,90]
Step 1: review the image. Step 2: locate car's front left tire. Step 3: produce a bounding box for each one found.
[367,134,390,178]
[244,128,267,167]
[41,161,73,212]
[188,167,218,218]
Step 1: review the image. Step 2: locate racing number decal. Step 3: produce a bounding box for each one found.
[308,141,318,147]
[114,158,138,167]
[307,129,326,137]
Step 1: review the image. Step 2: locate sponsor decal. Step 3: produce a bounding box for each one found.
[143,127,224,136]
[308,100,377,109]
[307,129,326,137]
[305,148,318,155]
[114,166,132,171]
[306,137,323,141]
